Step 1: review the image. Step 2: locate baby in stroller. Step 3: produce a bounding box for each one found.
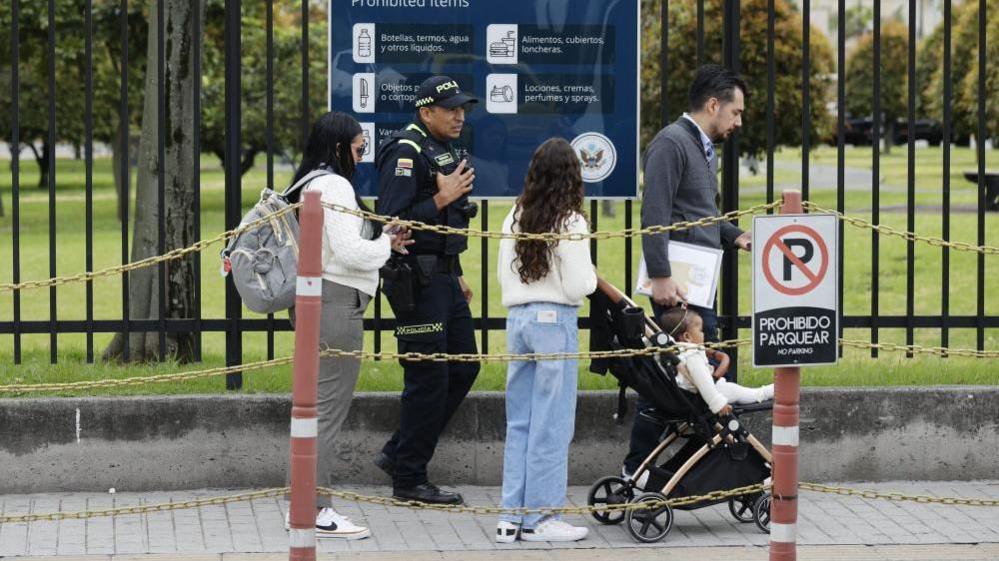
[586,282,774,542]
[658,305,773,418]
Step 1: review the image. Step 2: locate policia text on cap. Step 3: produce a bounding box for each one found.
[373,76,480,505]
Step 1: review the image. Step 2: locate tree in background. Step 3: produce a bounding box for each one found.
[956,5,998,143]
[640,0,834,167]
[919,0,981,144]
[830,4,874,39]
[845,20,909,154]
[199,0,327,178]
[102,0,202,363]
[0,1,148,221]
[100,0,328,363]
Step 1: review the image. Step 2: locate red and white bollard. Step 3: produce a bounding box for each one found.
[288,190,323,561]
[770,190,803,561]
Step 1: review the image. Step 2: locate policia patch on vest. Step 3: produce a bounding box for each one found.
[396,322,444,337]
[434,153,455,167]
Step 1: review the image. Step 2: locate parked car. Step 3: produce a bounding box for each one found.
[893,118,943,146]
[835,115,944,146]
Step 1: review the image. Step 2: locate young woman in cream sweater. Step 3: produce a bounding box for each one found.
[495,138,597,543]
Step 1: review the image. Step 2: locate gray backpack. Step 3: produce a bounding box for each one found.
[221,169,331,314]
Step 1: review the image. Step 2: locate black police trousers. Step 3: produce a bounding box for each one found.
[382,271,480,488]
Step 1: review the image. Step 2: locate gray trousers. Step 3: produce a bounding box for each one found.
[289,280,371,508]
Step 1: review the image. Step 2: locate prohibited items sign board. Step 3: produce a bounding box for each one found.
[752,214,838,367]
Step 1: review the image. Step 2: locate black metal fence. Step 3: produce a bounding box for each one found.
[2,0,995,383]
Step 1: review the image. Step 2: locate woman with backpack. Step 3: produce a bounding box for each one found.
[495,138,598,542]
[286,111,412,539]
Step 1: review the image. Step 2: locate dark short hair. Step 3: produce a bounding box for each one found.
[688,64,748,112]
[658,306,702,338]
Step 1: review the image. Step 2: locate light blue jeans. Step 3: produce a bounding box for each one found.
[500,302,579,529]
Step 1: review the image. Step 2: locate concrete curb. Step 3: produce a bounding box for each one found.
[2,387,997,493]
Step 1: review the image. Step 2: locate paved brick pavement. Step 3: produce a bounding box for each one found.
[1,481,997,559]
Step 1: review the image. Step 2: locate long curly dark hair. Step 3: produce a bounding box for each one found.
[513,137,587,284]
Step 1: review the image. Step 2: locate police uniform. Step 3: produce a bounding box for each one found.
[375,76,480,505]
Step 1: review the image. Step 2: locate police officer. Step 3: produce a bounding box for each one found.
[374,76,480,505]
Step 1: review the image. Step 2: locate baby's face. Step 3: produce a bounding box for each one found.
[684,315,705,345]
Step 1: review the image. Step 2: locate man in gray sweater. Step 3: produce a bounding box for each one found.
[641,64,752,336]
[624,65,752,478]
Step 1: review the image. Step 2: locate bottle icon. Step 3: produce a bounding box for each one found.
[362,129,372,157]
[358,28,372,59]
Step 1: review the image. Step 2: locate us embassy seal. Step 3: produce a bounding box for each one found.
[571,132,617,183]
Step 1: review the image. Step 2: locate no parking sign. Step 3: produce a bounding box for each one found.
[752,214,838,368]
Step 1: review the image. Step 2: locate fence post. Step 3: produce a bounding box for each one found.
[770,189,802,561]
[288,190,323,561]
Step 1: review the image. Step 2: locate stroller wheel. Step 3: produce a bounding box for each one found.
[728,494,759,523]
[625,492,673,543]
[754,492,772,534]
[587,476,634,525]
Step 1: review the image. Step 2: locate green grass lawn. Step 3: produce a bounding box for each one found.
[1,145,996,396]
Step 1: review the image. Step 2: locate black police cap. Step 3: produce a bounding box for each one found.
[414,76,479,109]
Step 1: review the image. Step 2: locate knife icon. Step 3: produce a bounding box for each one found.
[359,77,370,109]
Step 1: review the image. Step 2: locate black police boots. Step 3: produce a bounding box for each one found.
[393,482,464,505]
[373,452,396,478]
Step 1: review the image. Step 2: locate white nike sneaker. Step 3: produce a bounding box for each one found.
[495,520,520,543]
[520,518,588,542]
[315,508,371,540]
[285,509,370,540]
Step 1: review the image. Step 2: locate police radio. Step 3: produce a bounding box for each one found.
[454,147,478,220]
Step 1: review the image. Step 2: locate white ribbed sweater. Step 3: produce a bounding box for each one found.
[675,343,728,413]
[497,207,597,308]
[306,174,391,297]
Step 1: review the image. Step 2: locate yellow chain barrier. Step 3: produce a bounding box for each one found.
[3,481,997,524]
[2,198,993,294]
[839,339,999,359]
[316,483,768,516]
[0,202,303,294]
[0,488,289,524]
[323,201,780,241]
[804,202,999,255]
[317,338,751,364]
[799,483,999,507]
[3,337,996,395]
[0,341,746,395]
[0,355,295,394]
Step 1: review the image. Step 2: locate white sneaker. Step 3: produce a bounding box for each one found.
[285,510,350,529]
[285,509,370,540]
[315,508,370,539]
[520,519,588,542]
[495,520,520,543]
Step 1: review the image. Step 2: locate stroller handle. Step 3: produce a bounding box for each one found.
[596,277,662,337]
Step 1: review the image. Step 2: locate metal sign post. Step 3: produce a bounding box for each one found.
[753,190,838,561]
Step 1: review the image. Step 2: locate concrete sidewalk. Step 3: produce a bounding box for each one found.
[2,481,998,559]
